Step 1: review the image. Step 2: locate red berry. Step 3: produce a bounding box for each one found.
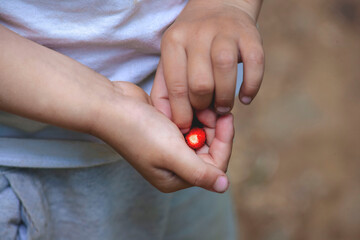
[185,128,206,150]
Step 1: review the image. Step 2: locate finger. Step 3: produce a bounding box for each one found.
[211,35,238,114]
[162,36,192,132]
[187,43,214,110]
[208,113,234,172]
[151,167,192,193]
[150,59,172,119]
[238,27,265,105]
[165,142,229,193]
[195,109,216,146]
[196,144,209,155]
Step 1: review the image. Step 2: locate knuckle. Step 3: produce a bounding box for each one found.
[212,50,237,69]
[216,161,229,173]
[163,27,184,45]
[157,185,175,193]
[192,166,207,187]
[153,178,176,193]
[169,83,187,98]
[194,26,214,40]
[246,49,265,65]
[190,80,214,96]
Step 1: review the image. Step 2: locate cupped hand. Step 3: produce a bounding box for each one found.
[151,0,264,133]
[91,81,234,193]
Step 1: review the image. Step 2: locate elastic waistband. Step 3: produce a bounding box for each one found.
[0,138,121,168]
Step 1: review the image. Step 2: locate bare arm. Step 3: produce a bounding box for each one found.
[0,25,232,193]
[0,24,116,133]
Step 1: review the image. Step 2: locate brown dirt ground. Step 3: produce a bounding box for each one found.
[229,0,360,239]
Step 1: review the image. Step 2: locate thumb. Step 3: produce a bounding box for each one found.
[167,143,229,193]
[150,59,172,119]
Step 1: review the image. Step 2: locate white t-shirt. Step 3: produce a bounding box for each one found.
[0,0,188,168]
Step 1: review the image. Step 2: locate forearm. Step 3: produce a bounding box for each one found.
[0,25,118,134]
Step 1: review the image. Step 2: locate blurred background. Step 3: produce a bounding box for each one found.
[229,0,360,239]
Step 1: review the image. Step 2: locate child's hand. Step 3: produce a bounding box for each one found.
[0,23,234,194]
[92,82,234,193]
[151,0,264,133]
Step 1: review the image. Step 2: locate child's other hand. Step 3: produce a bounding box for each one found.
[151,0,264,133]
[92,82,233,193]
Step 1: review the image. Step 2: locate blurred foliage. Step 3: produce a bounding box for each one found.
[229,0,360,239]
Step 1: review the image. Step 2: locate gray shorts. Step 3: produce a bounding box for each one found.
[0,161,238,240]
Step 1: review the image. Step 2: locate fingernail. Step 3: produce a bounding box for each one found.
[241,96,252,105]
[180,128,190,134]
[216,106,231,114]
[213,176,228,193]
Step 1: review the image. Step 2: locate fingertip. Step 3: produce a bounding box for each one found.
[180,128,190,134]
[213,175,229,193]
[238,78,260,104]
[175,120,192,133]
[196,109,217,128]
[172,109,193,131]
[239,94,252,105]
[215,106,231,115]
[238,83,258,105]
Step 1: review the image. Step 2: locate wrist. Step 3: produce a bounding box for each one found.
[185,0,262,22]
[223,0,263,21]
[88,81,150,143]
[86,83,126,139]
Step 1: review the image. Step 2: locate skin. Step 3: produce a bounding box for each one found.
[0,24,233,193]
[0,0,264,193]
[151,0,264,133]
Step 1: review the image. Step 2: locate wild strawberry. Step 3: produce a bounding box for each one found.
[185,128,206,150]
